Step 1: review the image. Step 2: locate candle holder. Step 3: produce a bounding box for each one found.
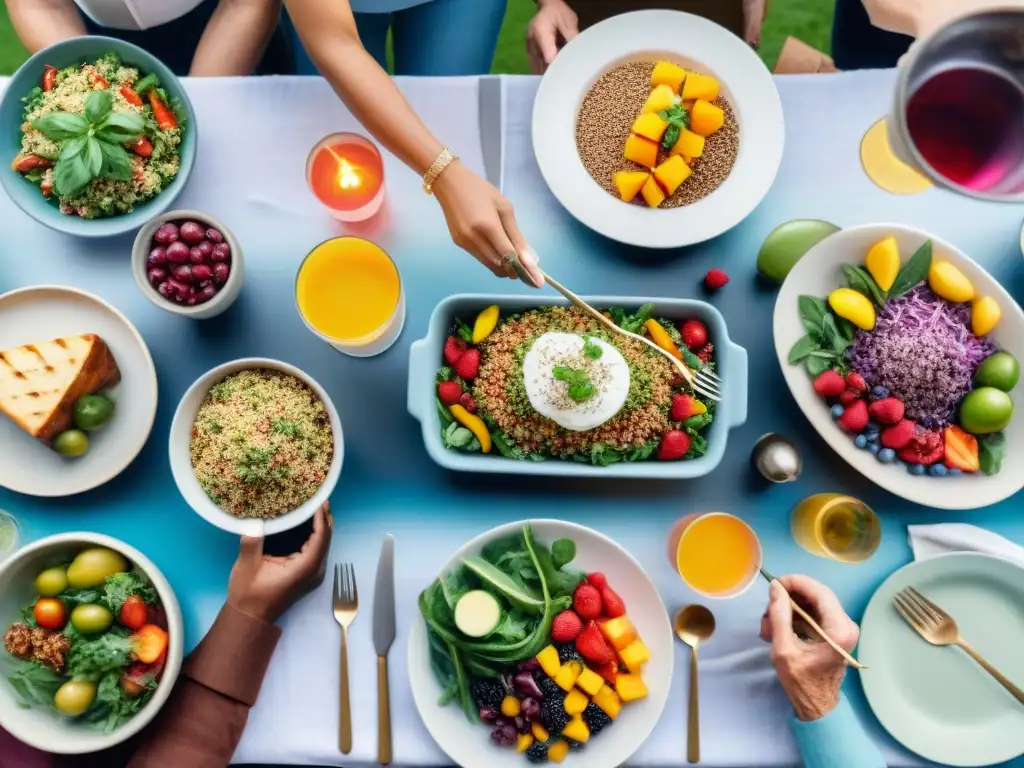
[306,132,386,223]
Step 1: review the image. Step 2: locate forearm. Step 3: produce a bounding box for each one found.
[6,0,86,53]
[191,0,282,76]
[791,695,887,768]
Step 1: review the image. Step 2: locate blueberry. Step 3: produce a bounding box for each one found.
[854,434,868,449]
[871,385,890,400]
[907,463,926,476]
[866,431,879,443]
[929,463,948,477]
[867,442,880,455]
[830,404,845,420]
[878,448,896,463]
[948,468,962,476]
[865,421,879,434]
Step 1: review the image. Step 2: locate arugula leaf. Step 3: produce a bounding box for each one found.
[84,90,113,124]
[685,432,708,459]
[797,295,829,336]
[20,605,38,627]
[67,633,133,678]
[551,539,577,570]
[582,336,603,359]
[889,240,933,298]
[32,112,89,141]
[7,661,63,707]
[978,432,1006,476]
[788,334,819,364]
[552,366,595,402]
[610,304,654,334]
[53,152,91,197]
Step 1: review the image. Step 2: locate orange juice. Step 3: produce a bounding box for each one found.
[791,494,881,563]
[295,237,402,350]
[670,513,762,598]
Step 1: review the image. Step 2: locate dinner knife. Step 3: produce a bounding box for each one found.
[478,76,504,191]
[373,534,396,765]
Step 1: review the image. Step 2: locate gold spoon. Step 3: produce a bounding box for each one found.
[675,605,716,764]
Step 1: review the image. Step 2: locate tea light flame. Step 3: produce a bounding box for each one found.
[337,159,360,190]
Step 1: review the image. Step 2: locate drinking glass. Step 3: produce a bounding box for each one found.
[0,510,21,562]
[791,494,881,564]
[667,512,762,599]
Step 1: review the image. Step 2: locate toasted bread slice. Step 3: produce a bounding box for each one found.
[0,334,121,443]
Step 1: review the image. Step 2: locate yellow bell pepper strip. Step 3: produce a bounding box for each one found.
[450,404,492,453]
[472,304,500,343]
[643,319,682,360]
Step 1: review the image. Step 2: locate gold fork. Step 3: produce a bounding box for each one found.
[333,563,359,753]
[894,586,1024,705]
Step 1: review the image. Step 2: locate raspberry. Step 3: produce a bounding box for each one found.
[696,343,714,364]
[703,269,729,290]
[459,392,477,413]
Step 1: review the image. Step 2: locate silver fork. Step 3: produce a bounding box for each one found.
[894,586,1024,705]
[333,563,359,753]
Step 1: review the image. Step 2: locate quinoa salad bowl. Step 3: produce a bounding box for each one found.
[0,37,196,238]
[409,295,748,479]
[532,10,783,249]
[169,359,343,536]
[774,223,1024,510]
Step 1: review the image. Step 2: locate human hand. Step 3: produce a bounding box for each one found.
[759,575,860,722]
[227,502,333,624]
[527,0,579,74]
[742,0,768,47]
[432,160,544,286]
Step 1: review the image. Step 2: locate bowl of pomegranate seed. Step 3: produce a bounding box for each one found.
[131,209,243,319]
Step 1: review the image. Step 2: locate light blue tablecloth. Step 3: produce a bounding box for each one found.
[1,71,1023,767]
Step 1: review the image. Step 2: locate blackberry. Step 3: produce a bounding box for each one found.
[566,739,586,751]
[525,741,549,763]
[471,679,505,711]
[538,675,562,700]
[556,644,582,664]
[540,697,568,735]
[583,703,612,735]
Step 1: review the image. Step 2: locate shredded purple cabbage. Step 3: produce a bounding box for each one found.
[849,285,995,426]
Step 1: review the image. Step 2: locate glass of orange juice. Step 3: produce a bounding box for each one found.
[295,236,405,357]
[668,512,763,599]
[791,494,881,563]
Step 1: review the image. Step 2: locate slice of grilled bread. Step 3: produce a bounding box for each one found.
[0,334,121,443]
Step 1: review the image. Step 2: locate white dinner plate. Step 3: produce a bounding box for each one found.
[408,519,674,768]
[860,553,1024,766]
[0,286,158,496]
[532,9,784,249]
[773,223,1024,509]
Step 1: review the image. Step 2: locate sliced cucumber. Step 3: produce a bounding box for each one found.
[462,556,544,612]
[454,590,502,638]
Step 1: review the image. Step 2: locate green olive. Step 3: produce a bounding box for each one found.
[66,547,129,589]
[70,603,113,634]
[74,395,115,432]
[34,566,68,597]
[53,430,89,457]
[54,680,97,717]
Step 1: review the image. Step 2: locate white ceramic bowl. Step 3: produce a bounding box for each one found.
[773,223,1024,509]
[532,9,784,249]
[408,519,674,768]
[131,209,243,320]
[169,358,343,536]
[0,533,184,754]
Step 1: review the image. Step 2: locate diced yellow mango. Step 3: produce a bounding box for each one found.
[682,72,720,102]
[865,236,900,292]
[631,112,669,143]
[516,734,534,754]
[641,84,678,114]
[641,176,665,208]
[576,667,604,696]
[593,685,622,719]
[536,645,561,679]
[548,741,570,763]
[619,639,651,673]
[599,616,638,651]
[624,134,659,169]
[532,722,549,743]
[671,127,705,159]
[651,61,686,92]
[555,660,583,692]
[615,673,649,703]
[972,296,1001,336]
[690,99,725,136]
[564,688,589,716]
[562,717,591,744]
[654,154,692,196]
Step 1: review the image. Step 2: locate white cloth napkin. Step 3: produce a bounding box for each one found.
[908,524,1024,567]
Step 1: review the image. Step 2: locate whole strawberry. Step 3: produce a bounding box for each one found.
[703,269,729,290]
[881,419,916,449]
[453,348,480,380]
[812,370,846,398]
[573,583,603,620]
[845,372,868,393]
[599,584,626,618]
[837,399,869,433]
[586,573,607,589]
[868,397,904,425]
[680,319,708,351]
[444,336,467,366]
[670,393,702,422]
[551,610,583,644]
[839,388,860,407]
[657,430,691,460]
[575,621,616,665]
[438,380,462,405]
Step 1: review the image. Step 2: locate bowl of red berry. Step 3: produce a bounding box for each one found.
[132,209,243,319]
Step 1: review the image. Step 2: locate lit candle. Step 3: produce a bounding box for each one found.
[306,132,386,222]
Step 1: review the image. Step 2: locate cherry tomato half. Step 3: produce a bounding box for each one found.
[34,597,67,630]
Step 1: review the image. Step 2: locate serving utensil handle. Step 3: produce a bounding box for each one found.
[959,639,1024,704]
[339,628,352,754]
[687,647,700,763]
[378,655,392,765]
[789,598,868,671]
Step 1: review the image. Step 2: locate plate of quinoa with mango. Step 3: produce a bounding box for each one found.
[774,223,1024,510]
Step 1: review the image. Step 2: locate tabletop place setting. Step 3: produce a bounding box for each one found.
[1,7,1024,768]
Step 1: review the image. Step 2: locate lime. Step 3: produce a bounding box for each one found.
[757,220,841,284]
[53,429,89,457]
[959,387,1014,434]
[975,352,1020,392]
[74,394,115,431]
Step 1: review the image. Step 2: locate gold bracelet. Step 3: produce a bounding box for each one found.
[423,147,457,195]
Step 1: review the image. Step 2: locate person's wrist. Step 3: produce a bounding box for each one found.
[789,686,840,722]
[228,596,275,624]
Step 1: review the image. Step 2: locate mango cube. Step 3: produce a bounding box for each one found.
[615,673,649,703]
[516,734,534,754]
[631,112,668,143]
[593,685,622,719]
[682,72,720,102]
[651,61,686,92]
[640,176,666,208]
[532,722,550,743]
[562,716,591,744]
[654,155,692,196]
[613,170,649,202]
[576,667,604,696]
[690,99,725,136]
[624,134,659,169]
[641,84,678,114]
[671,127,705,159]
[619,639,651,673]
[555,660,584,692]
[548,741,570,763]
[599,616,638,651]
[564,688,589,716]
[536,645,561,679]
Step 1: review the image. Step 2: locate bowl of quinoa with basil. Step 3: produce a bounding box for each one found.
[0,37,196,237]
[169,359,342,535]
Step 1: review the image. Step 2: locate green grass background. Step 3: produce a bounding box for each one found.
[0,0,833,75]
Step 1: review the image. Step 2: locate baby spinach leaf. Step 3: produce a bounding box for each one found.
[551,539,577,570]
[7,661,63,707]
[889,240,932,298]
[978,432,1006,476]
[788,334,819,364]
[806,354,831,377]
[797,295,829,336]
[436,398,453,426]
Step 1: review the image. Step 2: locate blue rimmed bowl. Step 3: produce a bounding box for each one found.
[0,37,196,238]
[408,294,748,478]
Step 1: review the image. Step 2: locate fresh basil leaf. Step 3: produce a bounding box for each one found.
[59,135,88,161]
[551,539,576,570]
[797,295,828,336]
[53,153,92,197]
[842,264,886,306]
[97,139,132,181]
[808,350,838,359]
[85,137,103,177]
[836,317,857,343]
[978,432,1006,476]
[822,314,850,354]
[32,112,89,141]
[95,110,146,142]
[889,240,933,298]
[662,123,680,151]
[788,334,819,364]
[806,354,831,377]
[84,90,113,124]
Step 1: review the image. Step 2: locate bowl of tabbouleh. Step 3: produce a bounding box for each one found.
[0,36,196,238]
[169,359,342,536]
